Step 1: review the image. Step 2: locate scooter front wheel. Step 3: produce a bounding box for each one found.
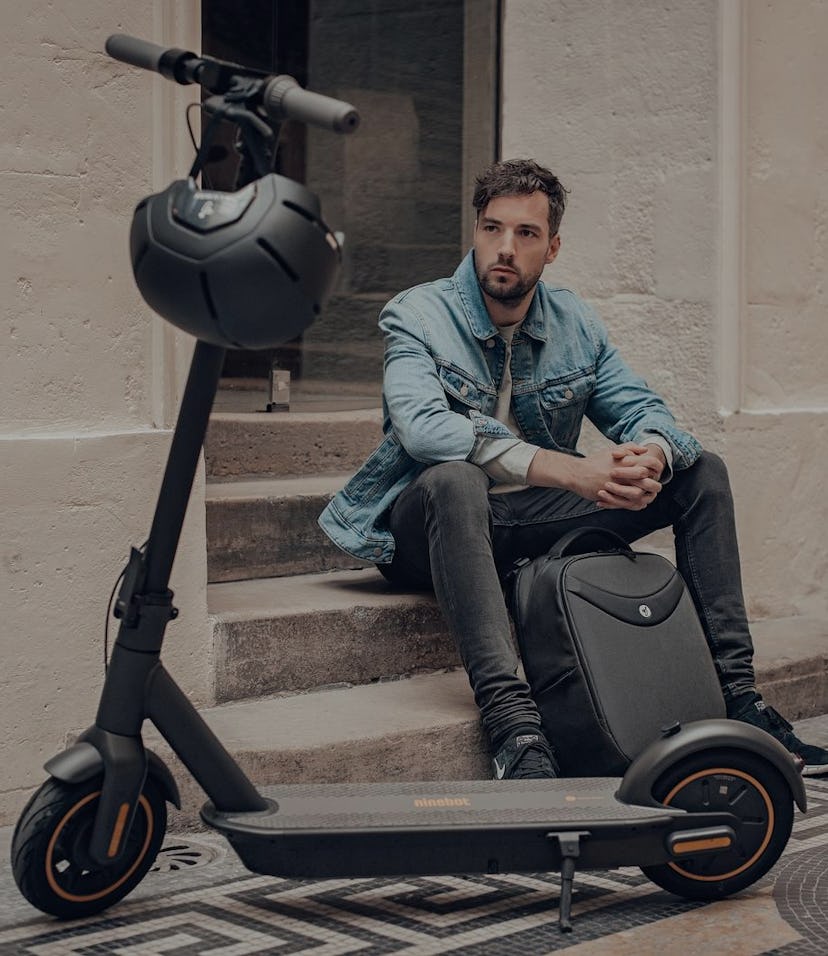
[11,775,167,919]
[641,747,794,900]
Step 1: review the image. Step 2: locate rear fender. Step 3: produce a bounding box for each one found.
[618,719,806,812]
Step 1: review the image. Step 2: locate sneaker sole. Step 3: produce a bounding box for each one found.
[801,764,828,777]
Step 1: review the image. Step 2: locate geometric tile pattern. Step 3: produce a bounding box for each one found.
[768,778,828,956]
[1,750,826,954]
[0,870,698,955]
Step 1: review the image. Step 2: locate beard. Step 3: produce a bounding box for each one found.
[476,261,543,306]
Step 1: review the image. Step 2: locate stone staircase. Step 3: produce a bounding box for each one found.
[157,405,828,827]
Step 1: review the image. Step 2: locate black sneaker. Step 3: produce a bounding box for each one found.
[492,731,559,780]
[731,694,828,777]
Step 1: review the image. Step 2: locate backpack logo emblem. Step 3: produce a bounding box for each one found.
[638,604,652,619]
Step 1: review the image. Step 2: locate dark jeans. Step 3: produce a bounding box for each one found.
[381,451,755,751]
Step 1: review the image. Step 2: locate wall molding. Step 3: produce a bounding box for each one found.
[717,0,745,416]
[150,0,201,428]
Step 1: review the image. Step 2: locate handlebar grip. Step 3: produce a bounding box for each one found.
[263,76,359,134]
[106,34,169,72]
[106,34,199,84]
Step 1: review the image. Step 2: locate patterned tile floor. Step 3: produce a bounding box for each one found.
[1,716,826,955]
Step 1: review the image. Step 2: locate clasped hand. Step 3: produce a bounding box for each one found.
[577,442,665,511]
[526,441,667,510]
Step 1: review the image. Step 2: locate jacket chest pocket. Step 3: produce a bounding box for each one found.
[537,371,595,449]
[439,366,489,413]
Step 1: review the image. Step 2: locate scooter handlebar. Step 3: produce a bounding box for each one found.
[263,75,359,134]
[105,34,359,134]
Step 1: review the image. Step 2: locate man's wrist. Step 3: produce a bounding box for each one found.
[527,447,578,491]
[640,436,673,481]
[645,442,667,468]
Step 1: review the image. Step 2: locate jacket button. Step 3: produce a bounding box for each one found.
[564,388,574,400]
[373,547,383,557]
[460,384,469,396]
[486,338,496,349]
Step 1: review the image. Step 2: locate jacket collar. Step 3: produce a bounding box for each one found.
[454,251,549,343]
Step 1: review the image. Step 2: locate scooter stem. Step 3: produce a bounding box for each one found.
[143,340,226,594]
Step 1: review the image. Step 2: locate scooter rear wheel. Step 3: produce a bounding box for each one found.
[641,747,794,900]
[11,775,167,919]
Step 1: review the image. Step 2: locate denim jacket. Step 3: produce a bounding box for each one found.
[318,251,701,563]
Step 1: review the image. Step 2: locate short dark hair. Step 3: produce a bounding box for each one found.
[472,159,568,236]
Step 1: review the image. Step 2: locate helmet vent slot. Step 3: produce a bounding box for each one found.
[282,199,316,224]
[199,271,219,320]
[256,238,299,282]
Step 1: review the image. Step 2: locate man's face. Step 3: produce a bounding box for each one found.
[473,191,560,304]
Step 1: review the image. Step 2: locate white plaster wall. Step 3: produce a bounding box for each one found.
[0,2,209,823]
[743,0,828,411]
[726,0,828,618]
[501,0,722,444]
[500,0,828,616]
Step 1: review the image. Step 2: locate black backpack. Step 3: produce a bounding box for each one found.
[508,527,725,776]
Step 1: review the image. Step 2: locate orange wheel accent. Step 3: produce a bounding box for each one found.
[663,767,774,882]
[44,791,155,903]
[107,803,132,859]
[672,836,733,855]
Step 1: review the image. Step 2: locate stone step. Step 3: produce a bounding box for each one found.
[204,478,676,584]
[212,379,382,415]
[204,407,382,480]
[207,568,457,704]
[207,564,828,718]
[153,613,827,830]
[206,474,365,582]
[746,615,827,720]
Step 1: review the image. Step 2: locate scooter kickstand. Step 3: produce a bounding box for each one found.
[548,831,589,932]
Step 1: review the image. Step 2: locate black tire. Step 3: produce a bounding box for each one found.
[11,775,167,919]
[641,747,794,901]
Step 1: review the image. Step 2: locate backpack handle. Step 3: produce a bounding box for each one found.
[548,526,635,559]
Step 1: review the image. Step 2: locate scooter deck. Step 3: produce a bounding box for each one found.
[202,778,690,878]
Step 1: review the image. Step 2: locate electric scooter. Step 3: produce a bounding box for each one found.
[11,34,807,934]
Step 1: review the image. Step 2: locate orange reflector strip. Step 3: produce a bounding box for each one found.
[673,836,732,855]
[107,803,131,858]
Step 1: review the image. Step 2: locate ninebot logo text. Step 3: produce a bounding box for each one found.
[413,797,471,808]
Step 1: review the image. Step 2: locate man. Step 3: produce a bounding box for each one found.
[319,158,828,779]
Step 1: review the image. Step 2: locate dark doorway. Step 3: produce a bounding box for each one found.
[202,0,499,411]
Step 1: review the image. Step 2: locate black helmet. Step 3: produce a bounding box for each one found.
[129,174,340,349]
